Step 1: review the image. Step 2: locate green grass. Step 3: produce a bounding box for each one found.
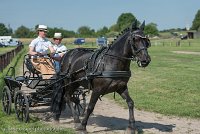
[110,39,200,118]
[0,47,17,55]
[0,105,75,134]
[0,45,75,134]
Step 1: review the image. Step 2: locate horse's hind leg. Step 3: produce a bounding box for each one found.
[65,91,81,123]
[117,87,137,134]
[76,90,100,132]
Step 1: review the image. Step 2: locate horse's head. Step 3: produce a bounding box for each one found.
[129,20,151,67]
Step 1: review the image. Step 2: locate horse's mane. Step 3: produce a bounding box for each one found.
[109,28,131,46]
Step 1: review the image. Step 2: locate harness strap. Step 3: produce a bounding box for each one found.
[97,71,131,78]
[104,53,134,61]
[87,71,131,79]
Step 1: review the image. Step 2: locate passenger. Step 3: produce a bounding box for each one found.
[29,24,56,79]
[52,33,67,73]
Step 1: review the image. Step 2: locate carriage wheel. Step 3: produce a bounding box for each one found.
[71,89,87,116]
[2,86,12,115]
[14,90,29,123]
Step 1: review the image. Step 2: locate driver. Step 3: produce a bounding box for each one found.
[29,24,56,79]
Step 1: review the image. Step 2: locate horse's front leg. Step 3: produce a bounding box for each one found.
[118,87,137,134]
[76,90,100,133]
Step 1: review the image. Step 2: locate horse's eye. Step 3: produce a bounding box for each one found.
[146,39,151,48]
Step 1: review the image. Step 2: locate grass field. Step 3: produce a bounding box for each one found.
[110,38,200,118]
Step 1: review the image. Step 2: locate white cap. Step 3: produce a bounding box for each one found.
[54,33,62,39]
[37,25,48,31]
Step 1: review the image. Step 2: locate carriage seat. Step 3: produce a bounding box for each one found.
[24,55,41,75]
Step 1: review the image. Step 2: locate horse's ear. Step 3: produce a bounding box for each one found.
[140,21,145,31]
[131,19,137,31]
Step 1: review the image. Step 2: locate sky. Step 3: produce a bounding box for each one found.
[0,0,199,32]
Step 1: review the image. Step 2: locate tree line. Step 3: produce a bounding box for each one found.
[0,11,200,38]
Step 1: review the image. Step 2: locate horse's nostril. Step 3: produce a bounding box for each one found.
[140,60,150,67]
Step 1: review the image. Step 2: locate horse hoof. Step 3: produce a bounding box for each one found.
[74,123,85,130]
[125,127,138,134]
[75,124,87,134]
[75,123,81,129]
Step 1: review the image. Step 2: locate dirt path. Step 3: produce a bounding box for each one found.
[32,93,200,134]
[172,51,200,55]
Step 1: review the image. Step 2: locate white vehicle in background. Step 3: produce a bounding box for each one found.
[0,36,21,46]
[6,38,20,46]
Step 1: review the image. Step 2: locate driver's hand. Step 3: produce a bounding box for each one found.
[49,53,55,58]
[37,52,43,56]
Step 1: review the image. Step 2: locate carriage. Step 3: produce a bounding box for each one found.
[1,54,88,123]
[2,21,151,134]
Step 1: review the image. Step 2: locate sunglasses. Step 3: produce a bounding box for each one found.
[54,38,62,40]
[39,30,47,33]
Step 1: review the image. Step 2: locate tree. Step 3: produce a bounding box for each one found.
[109,24,119,32]
[77,26,95,37]
[96,26,109,37]
[106,31,119,38]
[144,23,159,37]
[191,9,200,31]
[0,23,11,36]
[14,25,31,38]
[47,27,76,38]
[116,13,138,32]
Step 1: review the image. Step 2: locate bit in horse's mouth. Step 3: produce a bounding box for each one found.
[137,60,149,67]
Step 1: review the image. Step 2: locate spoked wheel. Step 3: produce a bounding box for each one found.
[14,90,29,123]
[2,86,12,115]
[71,89,87,116]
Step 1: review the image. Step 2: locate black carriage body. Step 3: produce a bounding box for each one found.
[2,54,87,122]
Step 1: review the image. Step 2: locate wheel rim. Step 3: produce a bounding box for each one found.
[2,86,11,115]
[14,91,29,122]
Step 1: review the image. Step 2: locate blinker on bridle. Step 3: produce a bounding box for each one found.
[129,32,149,57]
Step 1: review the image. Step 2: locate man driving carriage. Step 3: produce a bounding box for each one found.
[29,25,56,79]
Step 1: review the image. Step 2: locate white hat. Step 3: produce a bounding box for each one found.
[54,33,62,39]
[37,25,48,31]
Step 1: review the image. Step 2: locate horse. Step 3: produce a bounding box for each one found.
[55,20,151,133]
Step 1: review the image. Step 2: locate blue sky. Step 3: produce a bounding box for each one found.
[0,0,199,32]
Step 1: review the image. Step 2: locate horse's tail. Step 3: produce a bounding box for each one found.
[50,75,65,114]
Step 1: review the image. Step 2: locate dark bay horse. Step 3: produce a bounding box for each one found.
[59,21,151,133]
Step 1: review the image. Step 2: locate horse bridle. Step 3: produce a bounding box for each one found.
[129,32,149,57]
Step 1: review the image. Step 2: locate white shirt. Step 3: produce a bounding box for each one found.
[53,44,67,72]
[29,36,53,55]
[53,44,67,57]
